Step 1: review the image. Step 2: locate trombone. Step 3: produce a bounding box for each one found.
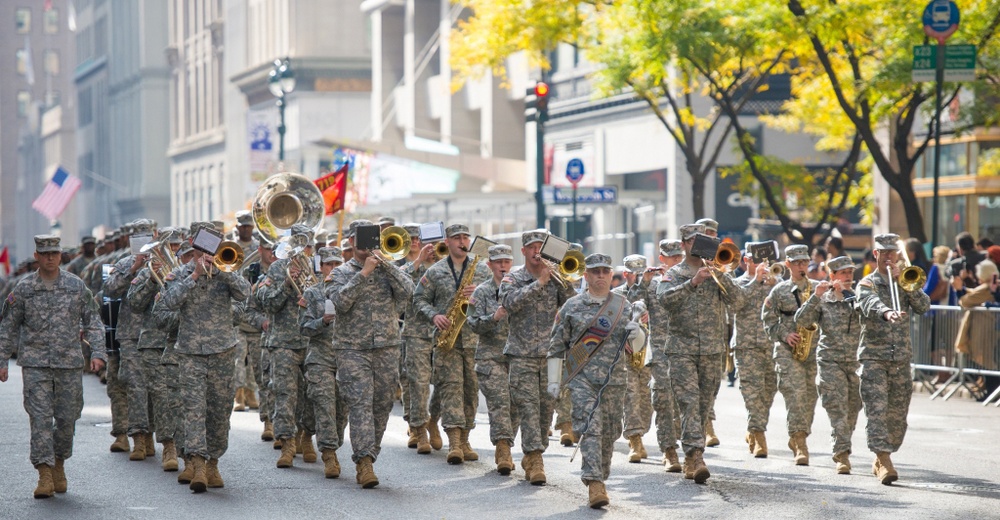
[379,226,412,263]
[213,241,245,273]
[889,239,927,312]
[433,241,449,261]
[702,241,739,295]
[537,250,586,288]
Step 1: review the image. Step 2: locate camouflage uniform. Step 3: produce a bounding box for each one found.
[151,289,184,451]
[127,266,175,445]
[413,256,491,431]
[615,283,652,440]
[327,257,414,463]
[762,278,819,436]
[233,237,260,393]
[549,292,633,483]
[466,277,518,445]
[104,254,149,437]
[796,290,863,455]
[242,267,274,424]
[300,282,348,452]
[65,253,96,277]
[402,260,440,429]
[0,270,106,467]
[630,277,680,453]
[499,266,576,454]
[155,261,251,460]
[730,273,778,433]
[856,271,929,453]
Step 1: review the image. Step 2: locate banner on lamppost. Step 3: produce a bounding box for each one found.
[248,109,276,183]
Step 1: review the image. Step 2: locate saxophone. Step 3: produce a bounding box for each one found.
[793,281,818,362]
[435,252,484,351]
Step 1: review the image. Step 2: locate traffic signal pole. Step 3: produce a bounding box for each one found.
[535,119,546,228]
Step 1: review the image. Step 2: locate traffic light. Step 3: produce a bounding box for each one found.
[525,81,550,123]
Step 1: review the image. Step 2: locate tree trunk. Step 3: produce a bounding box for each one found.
[691,175,705,220]
[896,180,928,243]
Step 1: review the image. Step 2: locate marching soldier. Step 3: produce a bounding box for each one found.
[65,236,97,277]
[855,234,930,484]
[0,235,106,499]
[466,244,518,474]
[327,219,415,488]
[617,255,654,463]
[241,241,275,442]
[547,253,644,509]
[695,218,723,447]
[161,243,196,484]
[762,244,819,466]
[795,255,863,474]
[499,229,577,485]
[232,210,260,412]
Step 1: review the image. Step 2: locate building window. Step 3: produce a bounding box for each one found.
[45,90,60,108]
[16,8,30,33]
[78,86,93,126]
[16,48,29,75]
[979,195,1000,243]
[44,8,58,34]
[922,195,968,246]
[44,49,59,76]
[17,91,31,117]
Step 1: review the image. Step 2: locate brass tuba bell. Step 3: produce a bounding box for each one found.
[252,172,326,245]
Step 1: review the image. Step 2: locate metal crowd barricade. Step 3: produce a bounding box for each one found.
[910,305,1000,404]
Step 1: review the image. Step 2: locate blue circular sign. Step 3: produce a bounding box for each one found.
[566,158,585,184]
[922,0,959,43]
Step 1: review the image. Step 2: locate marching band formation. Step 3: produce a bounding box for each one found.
[0,173,928,509]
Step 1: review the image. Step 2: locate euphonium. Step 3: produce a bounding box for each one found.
[214,241,245,273]
[274,234,318,295]
[380,226,411,262]
[139,237,179,288]
[436,248,483,351]
[793,282,817,362]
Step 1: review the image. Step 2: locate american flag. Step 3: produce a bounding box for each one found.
[32,167,81,220]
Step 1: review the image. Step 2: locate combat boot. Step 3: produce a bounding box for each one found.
[189,455,208,493]
[445,428,464,465]
[261,420,274,442]
[460,429,479,461]
[177,456,194,484]
[110,434,130,453]
[752,430,768,458]
[322,449,341,479]
[52,458,67,493]
[144,432,155,456]
[833,451,851,475]
[705,420,720,447]
[206,459,224,488]
[875,452,898,485]
[276,438,296,468]
[528,451,546,485]
[746,431,756,454]
[663,447,682,473]
[557,422,575,447]
[407,427,419,449]
[587,480,610,509]
[495,440,514,475]
[628,435,645,463]
[415,425,431,454]
[33,464,54,499]
[300,433,318,463]
[690,449,710,484]
[129,434,147,461]
[788,432,809,466]
[233,388,246,412]
[161,440,179,472]
[296,430,305,455]
[244,388,259,409]
[427,416,443,450]
[356,456,379,489]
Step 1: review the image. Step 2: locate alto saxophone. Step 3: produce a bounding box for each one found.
[793,281,817,362]
[436,252,484,351]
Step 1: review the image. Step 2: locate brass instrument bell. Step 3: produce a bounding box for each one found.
[213,241,245,273]
[380,226,412,262]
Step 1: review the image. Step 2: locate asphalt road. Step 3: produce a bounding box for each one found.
[1,366,998,519]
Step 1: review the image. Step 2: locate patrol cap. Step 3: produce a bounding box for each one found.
[81,236,97,246]
[569,242,583,252]
[348,220,375,237]
[827,256,855,272]
[487,244,514,261]
[585,253,613,269]
[403,223,421,238]
[176,242,194,257]
[659,239,683,257]
[679,223,706,240]
[521,229,548,246]
[34,234,62,253]
[236,210,253,226]
[211,220,226,233]
[258,240,275,250]
[446,224,471,238]
[319,247,344,264]
[291,223,314,241]
[695,218,719,232]
[189,221,214,237]
[315,229,330,246]
[377,216,396,226]
[874,233,900,251]
[341,238,353,251]
[623,254,647,273]
[176,227,190,240]
[785,244,810,262]
[120,224,134,236]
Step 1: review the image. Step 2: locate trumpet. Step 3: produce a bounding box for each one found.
[889,239,927,312]
[537,250,586,288]
[274,234,318,295]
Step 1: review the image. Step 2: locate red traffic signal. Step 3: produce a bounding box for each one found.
[534,82,550,98]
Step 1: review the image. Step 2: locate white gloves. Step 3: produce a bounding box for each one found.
[626,321,647,349]
[546,357,564,399]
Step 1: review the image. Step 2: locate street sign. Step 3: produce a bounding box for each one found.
[543,186,617,205]
[922,0,959,43]
[565,158,585,185]
[912,44,977,82]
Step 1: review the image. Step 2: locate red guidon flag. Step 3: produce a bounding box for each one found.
[0,247,9,276]
[315,164,348,216]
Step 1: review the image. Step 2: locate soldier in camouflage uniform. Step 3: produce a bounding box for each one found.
[730,242,780,458]
[0,235,106,499]
[467,244,519,475]
[499,229,577,485]
[548,253,644,509]
[155,221,251,493]
[795,255,863,474]
[656,224,742,484]
[327,219,415,488]
[240,242,275,442]
[856,234,930,484]
[762,244,819,466]
[616,255,654,464]
[629,239,685,472]
[233,210,261,411]
[65,236,97,277]
[413,224,491,465]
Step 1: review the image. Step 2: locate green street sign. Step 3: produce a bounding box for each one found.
[912,44,977,82]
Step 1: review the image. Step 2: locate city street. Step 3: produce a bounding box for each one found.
[1,366,998,519]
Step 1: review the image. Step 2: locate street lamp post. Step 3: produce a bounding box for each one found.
[268,57,296,163]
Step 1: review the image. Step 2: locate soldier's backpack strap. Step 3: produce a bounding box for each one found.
[563,293,628,387]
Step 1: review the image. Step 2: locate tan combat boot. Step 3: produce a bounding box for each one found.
[110,434,130,453]
[528,451,546,485]
[691,449,711,484]
[875,452,898,485]
[33,464,54,499]
[276,438,296,468]
[189,455,208,493]
[300,433,318,463]
[407,427,419,449]
[495,440,514,475]
[663,447,682,473]
[752,431,768,458]
[356,456,379,489]
[587,480,610,509]
[52,458,67,493]
[445,427,464,465]
[261,420,274,442]
[322,449,341,479]
[833,451,851,474]
[628,435,645,463]
[415,425,431,454]
[144,432,155,456]
[296,430,305,455]
[206,459,224,488]
[558,422,574,447]
[244,388,259,409]
[233,388,246,412]
[427,416,443,451]
[788,432,809,466]
[460,429,479,461]
[129,434,147,461]
[705,420,720,447]
[161,440,178,472]
[177,456,194,484]
[683,453,694,479]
